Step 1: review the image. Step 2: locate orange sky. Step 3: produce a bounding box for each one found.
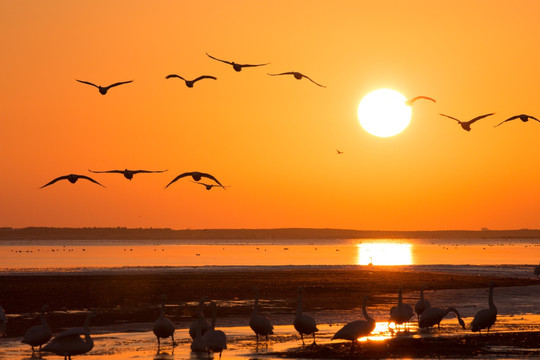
[2,1,540,231]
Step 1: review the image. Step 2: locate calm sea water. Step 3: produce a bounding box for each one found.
[0,237,538,271]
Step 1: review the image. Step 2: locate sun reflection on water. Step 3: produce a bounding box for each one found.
[357,243,412,265]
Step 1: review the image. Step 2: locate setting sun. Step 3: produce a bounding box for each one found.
[357,243,412,265]
[357,89,412,137]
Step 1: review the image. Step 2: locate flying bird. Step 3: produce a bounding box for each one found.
[336,149,343,155]
[439,113,495,131]
[165,74,217,88]
[267,72,326,88]
[192,181,228,190]
[21,305,51,354]
[249,287,274,343]
[166,172,224,189]
[40,174,105,188]
[494,114,540,127]
[206,53,269,72]
[293,287,318,345]
[75,79,133,95]
[405,96,436,106]
[42,311,96,360]
[471,282,497,334]
[89,169,167,180]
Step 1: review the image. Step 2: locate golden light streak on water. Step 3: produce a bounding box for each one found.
[357,243,413,265]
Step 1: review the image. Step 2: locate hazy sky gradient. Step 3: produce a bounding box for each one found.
[2,1,540,230]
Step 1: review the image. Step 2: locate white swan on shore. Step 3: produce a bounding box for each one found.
[332,296,376,344]
[42,311,96,360]
[471,282,497,334]
[414,285,431,321]
[22,304,51,353]
[189,296,210,340]
[202,301,227,358]
[249,287,274,343]
[419,307,466,331]
[152,295,177,347]
[389,288,414,330]
[293,287,318,345]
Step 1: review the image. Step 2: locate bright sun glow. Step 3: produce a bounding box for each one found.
[357,243,412,265]
[357,89,412,137]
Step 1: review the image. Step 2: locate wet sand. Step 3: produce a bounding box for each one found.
[1,266,539,359]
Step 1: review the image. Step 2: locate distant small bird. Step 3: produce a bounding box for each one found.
[405,96,436,106]
[76,79,133,95]
[192,181,228,190]
[494,114,540,127]
[336,149,343,155]
[22,305,51,354]
[89,169,167,180]
[535,263,540,279]
[267,72,326,88]
[40,174,105,188]
[165,74,217,88]
[166,172,224,189]
[439,113,495,131]
[471,282,497,334]
[206,53,269,72]
[294,287,318,345]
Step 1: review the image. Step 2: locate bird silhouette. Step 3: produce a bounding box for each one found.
[439,113,495,131]
[206,53,269,72]
[389,288,414,331]
[40,174,105,188]
[332,296,376,345]
[267,72,326,87]
[0,306,6,337]
[293,287,318,345]
[419,307,466,331]
[192,181,228,190]
[42,311,96,360]
[471,282,497,334]
[165,74,217,87]
[152,295,177,347]
[336,149,343,155]
[21,305,51,354]
[202,301,227,358]
[534,263,540,279]
[89,168,167,180]
[405,96,436,106]
[189,296,210,340]
[249,287,274,343]
[494,114,540,127]
[414,285,431,321]
[76,79,133,95]
[166,172,224,189]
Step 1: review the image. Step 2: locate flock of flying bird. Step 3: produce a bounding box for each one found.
[42,52,539,190]
[0,282,504,359]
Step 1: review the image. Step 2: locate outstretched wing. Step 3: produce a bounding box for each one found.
[301,74,326,88]
[165,172,190,188]
[78,175,105,187]
[106,80,133,89]
[199,172,225,188]
[76,79,99,88]
[206,53,233,65]
[40,175,70,188]
[494,115,519,127]
[88,169,123,174]
[468,113,495,125]
[132,169,167,174]
[268,72,293,76]
[529,115,540,123]
[439,113,461,123]
[165,74,185,80]
[193,75,217,82]
[406,96,436,105]
[238,62,270,68]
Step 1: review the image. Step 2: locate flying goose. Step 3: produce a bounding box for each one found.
[206,53,269,72]
[165,74,217,87]
[40,174,105,188]
[76,79,133,95]
[439,113,495,131]
[89,168,167,180]
[267,71,326,87]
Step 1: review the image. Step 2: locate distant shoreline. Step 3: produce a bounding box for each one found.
[2,227,540,240]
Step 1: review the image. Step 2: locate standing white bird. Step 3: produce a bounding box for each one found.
[42,311,96,360]
[190,317,206,352]
[152,295,177,347]
[189,296,210,340]
[0,306,7,337]
[389,288,414,331]
[419,307,466,331]
[202,301,227,358]
[332,296,376,345]
[534,262,540,279]
[414,285,431,321]
[249,287,274,343]
[293,287,318,345]
[22,304,52,354]
[471,282,497,334]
